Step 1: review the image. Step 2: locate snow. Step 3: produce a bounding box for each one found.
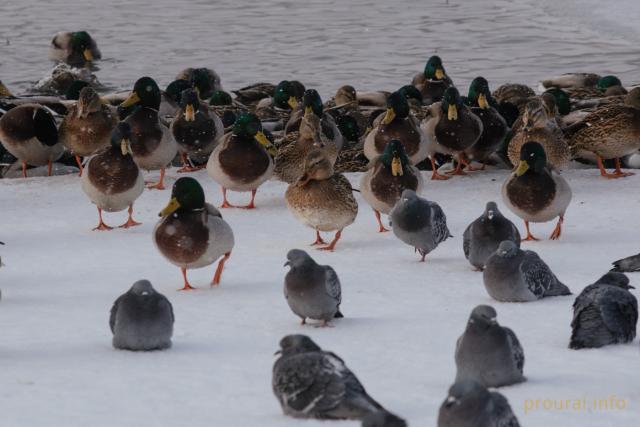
[0,167,639,426]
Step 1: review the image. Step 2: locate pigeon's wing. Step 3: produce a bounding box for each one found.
[571,287,597,328]
[158,295,175,324]
[504,327,525,373]
[109,295,125,333]
[611,253,640,272]
[490,392,521,427]
[520,251,555,297]
[599,288,638,341]
[462,223,472,259]
[324,266,342,306]
[427,201,451,244]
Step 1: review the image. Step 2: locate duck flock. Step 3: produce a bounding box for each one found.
[1,31,640,426]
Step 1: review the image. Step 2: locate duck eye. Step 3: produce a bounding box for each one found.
[146,86,152,92]
[530,153,534,157]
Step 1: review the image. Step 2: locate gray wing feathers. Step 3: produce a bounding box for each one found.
[599,288,638,341]
[428,201,451,244]
[520,252,557,297]
[324,266,342,305]
[490,392,521,427]
[462,224,471,259]
[504,328,525,373]
[109,295,124,333]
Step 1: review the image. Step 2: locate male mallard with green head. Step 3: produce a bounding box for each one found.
[361,139,423,232]
[564,75,627,100]
[155,177,234,291]
[412,55,453,105]
[207,113,275,208]
[254,80,303,121]
[502,141,572,241]
[364,91,427,165]
[170,88,223,172]
[285,149,358,251]
[81,122,144,230]
[49,31,101,66]
[59,86,118,176]
[120,76,177,190]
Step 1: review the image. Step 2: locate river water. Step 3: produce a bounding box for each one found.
[1,0,638,98]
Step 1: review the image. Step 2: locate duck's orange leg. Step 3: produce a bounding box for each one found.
[445,155,468,176]
[310,230,327,246]
[220,188,235,208]
[240,190,257,209]
[211,252,231,286]
[179,267,196,291]
[522,221,539,241]
[22,161,27,178]
[75,155,84,176]
[549,215,564,240]
[318,230,343,252]
[93,208,113,231]
[146,168,166,190]
[458,153,481,172]
[429,157,450,180]
[373,210,389,232]
[118,205,142,228]
[613,158,635,178]
[47,161,53,177]
[177,153,204,173]
[596,156,632,179]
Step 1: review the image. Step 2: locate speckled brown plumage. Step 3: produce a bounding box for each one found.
[369,161,419,208]
[505,172,556,215]
[154,210,209,265]
[87,147,140,194]
[374,120,421,157]
[218,133,271,184]
[59,103,117,156]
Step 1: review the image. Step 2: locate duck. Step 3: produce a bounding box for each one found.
[119,76,177,190]
[154,177,234,291]
[170,88,223,172]
[507,97,570,169]
[207,113,275,208]
[360,139,424,233]
[563,75,627,100]
[566,88,640,178]
[232,82,275,108]
[175,67,223,99]
[325,85,367,142]
[502,141,572,241]
[492,83,535,113]
[157,79,192,118]
[254,80,304,121]
[0,80,13,98]
[364,91,427,165]
[208,90,247,129]
[274,110,325,184]
[463,77,507,168]
[412,55,453,105]
[422,87,483,178]
[81,122,144,230]
[0,103,63,177]
[59,86,118,175]
[49,31,101,66]
[285,149,358,251]
[540,73,601,90]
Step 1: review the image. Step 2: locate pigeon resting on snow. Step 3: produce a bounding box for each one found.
[570,272,637,349]
[389,189,451,261]
[463,201,520,271]
[437,380,520,427]
[483,240,571,302]
[272,334,385,420]
[362,411,407,427]
[110,280,174,351]
[611,253,640,272]
[455,305,525,388]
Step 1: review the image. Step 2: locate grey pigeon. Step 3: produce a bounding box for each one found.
[272,334,385,420]
[463,201,521,271]
[483,240,571,302]
[611,253,640,272]
[455,305,525,388]
[109,280,174,351]
[437,380,520,427]
[284,249,343,326]
[570,272,638,349]
[362,411,407,427]
[389,189,451,261]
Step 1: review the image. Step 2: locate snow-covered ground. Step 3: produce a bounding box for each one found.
[0,167,638,426]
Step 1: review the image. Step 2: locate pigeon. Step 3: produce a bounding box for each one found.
[109,280,174,351]
[389,189,452,261]
[272,334,385,420]
[483,240,571,302]
[611,253,640,272]
[570,272,638,349]
[455,305,525,388]
[362,411,407,427]
[284,249,343,326]
[463,201,521,271]
[437,380,520,427]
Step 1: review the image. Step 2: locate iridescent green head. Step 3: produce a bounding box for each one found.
[441,87,463,120]
[382,91,410,124]
[70,31,95,61]
[380,139,409,176]
[467,77,494,109]
[516,141,547,175]
[424,55,447,80]
[159,177,206,216]
[273,80,299,110]
[597,75,622,90]
[398,85,423,104]
[209,90,233,106]
[302,89,323,118]
[121,77,161,110]
[543,88,570,115]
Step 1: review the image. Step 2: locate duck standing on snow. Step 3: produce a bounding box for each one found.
[81,122,144,230]
[285,149,358,251]
[207,113,275,208]
[154,177,235,291]
[120,76,177,190]
[502,141,572,241]
[170,88,223,172]
[0,104,63,178]
[361,139,423,233]
[59,86,118,175]
[49,31,101,66]
[412,55,453,105]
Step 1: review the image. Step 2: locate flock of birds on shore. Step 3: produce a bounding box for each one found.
[1,31,640,426]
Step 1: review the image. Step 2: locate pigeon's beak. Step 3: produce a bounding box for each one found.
[284,261,291,267]
[141,291,149,296]
[487,210,494,220]
[445,396,458,407]
[628,285,636,289]
[489,317,497,324]
[274,350,282,356]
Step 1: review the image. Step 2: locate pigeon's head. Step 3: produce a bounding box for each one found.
[277,334,321,356]
[285,249,314,269]
[130,280,156,297]
[483,201,500,221]
[496,240,519,257]
[398,189,419,204]
[468,305,498,329]
[440,380,490,416]
[595,272,634,289]
[362,411,407,427]
[297,149,334,187]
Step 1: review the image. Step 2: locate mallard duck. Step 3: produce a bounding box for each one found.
[81,122,144,230]
[567,88,640,178]
[254,80,304,121]
[170,88,223,172]
[232,82,275,108]
[324,85,367,143]
[157,79,192,118]
[59,86,118,175]
[422,87,483,178]
[175,67,222,99]
[463,77,507,168]
[364,91,427,165]
[49,31,101,66]
[274,111,325,184]
[507,97,570,169]
[154,177,234,290]
[502,141,572,241]
[0,104,63,177]
[285,149,358,251]
[412,56,453,105]
[207,113,275,208]
[208,90,247,129]
[492,83,535,113]
[543,88,571,115]
[563,75,627,100]
[285,89,343,154]
[120,76,177,190]
[0,80,13,98]
[541,73,601,90]
[360,139,423,232]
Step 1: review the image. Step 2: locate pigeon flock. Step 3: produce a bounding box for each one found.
[1,30,640,426]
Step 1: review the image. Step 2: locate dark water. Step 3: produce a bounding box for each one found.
[1,0,638,98]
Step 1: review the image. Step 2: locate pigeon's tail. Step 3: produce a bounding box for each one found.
[610,254,640,273]
[546,279,572,297]
[610,264,622,272]
[334,310,344,319]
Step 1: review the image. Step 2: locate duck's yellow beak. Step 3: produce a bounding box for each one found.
[83,49,93,62]
[185,104,196,121]
[0,82,12,97]
[159,197,181,217]
[382,108,396,125]
[120,138,133,156]
[304,105,313,118]
[435,68,445,80]
[287,96,298,109]
[120,91,141,108]
[478,93,489,109]
[447,104,458,121]
[255,130,277,156]
[515,160,529,176]
[391,155,404,177]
